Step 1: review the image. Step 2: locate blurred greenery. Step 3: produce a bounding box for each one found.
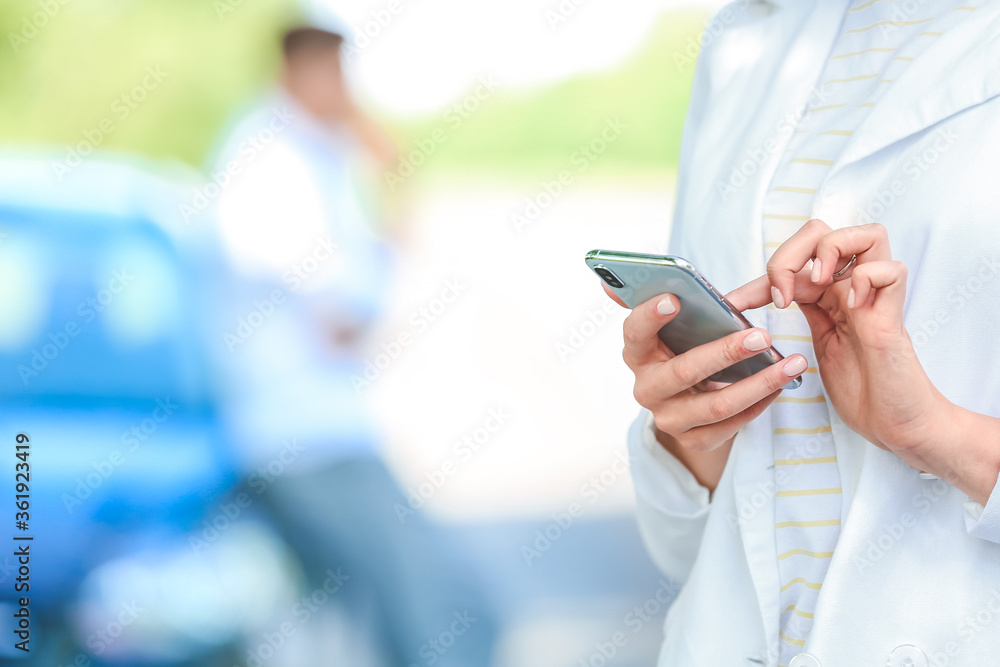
[0,0,295,167]
[399,12,707,179]
[0,0,707,178]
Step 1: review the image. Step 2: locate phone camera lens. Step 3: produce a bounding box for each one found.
[595,266,625,289]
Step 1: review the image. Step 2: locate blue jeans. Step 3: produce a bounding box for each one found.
[259,457,498,667]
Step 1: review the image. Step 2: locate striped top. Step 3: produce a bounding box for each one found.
[761,2,979,664]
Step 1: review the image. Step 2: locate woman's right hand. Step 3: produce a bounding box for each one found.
[612,286,808,453]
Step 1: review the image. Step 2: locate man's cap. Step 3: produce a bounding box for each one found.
[298,0,351,40]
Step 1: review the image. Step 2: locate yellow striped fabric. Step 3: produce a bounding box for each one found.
[758,2,973,663]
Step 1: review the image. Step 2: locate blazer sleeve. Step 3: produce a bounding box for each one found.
[963,469,1000,544]
[629,409,712,584]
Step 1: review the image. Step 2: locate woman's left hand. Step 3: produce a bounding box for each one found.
[727,219,959,480]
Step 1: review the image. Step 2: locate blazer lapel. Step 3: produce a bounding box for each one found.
[825,3,1000,184]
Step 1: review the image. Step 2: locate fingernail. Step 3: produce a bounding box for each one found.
[771,286,785,309]
[783,355,807,377]
[744,330,768,351]
[847,287,856,309]
[656,296,675,315]
[811,258,822,283]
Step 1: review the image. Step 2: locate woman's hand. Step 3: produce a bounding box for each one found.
[728,220,968,486]
[609,284,807,464]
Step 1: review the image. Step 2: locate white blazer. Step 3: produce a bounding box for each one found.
[631,1,1000,665]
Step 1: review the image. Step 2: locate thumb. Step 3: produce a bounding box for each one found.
[725,275,772,312]
[799,302,835,348]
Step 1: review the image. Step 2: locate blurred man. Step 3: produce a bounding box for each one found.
[209,5,497,666]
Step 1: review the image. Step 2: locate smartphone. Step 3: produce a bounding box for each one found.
[586,249,801,388]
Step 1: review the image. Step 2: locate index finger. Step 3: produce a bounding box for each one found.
[766,218,831,309]
[725,275,772,312]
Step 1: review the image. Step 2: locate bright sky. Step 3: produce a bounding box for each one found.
[327,0,731,116]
